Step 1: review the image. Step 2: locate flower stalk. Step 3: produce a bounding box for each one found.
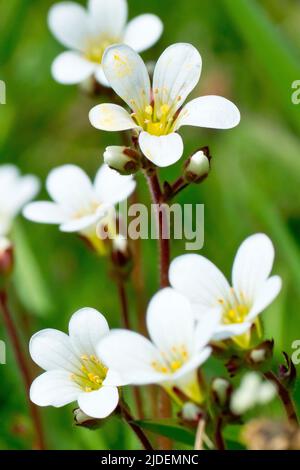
[263,371,299,426]
[0,290,46,450]
[119,401,153,450]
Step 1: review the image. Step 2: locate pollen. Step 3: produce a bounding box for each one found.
[151,345,189,375]
[72,354,108,392]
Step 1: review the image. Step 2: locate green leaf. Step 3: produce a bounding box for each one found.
[135,419,195,446]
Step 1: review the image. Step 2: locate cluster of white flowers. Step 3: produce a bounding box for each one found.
[29,234,281,418]
[6,0,281,425]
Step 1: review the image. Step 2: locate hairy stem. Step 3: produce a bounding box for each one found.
[119,401,153,450]
[264,371,299,425]
[145,168,172,449]
[0,290,46,450]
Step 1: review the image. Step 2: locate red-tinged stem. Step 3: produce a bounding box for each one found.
[264,371,299,425]
[214,415,226,450]
[119,401,153,450]
[0,290,46,450]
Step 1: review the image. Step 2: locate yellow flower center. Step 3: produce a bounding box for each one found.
[71,355,108,392]
[151,345,189,374]
[132,94,182,136]
[85,36,119,64]
[223,304,249,324]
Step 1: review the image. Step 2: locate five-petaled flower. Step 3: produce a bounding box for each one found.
[97,288,220,404]
[169,233,282,349]
[89,43,240,167]
[0,164,39,236]
[23,164,135,252]
[29,308,124,419]
[48,0,163,86]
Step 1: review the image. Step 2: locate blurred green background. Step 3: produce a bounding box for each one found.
[0,0,300,450]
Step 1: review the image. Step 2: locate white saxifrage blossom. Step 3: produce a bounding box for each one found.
[97,288,221,403]
[23,164,135,247]
[169,233,282,348]
[230,372,277,415]
[0,164,40,236]
[48,0,163,86]
[89,43,240,167]
[29,308,124,418]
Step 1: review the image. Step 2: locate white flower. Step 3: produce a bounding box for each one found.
[230,372,277,415]
[89,43,240,167]
[23,164,135,236]
[0,164,40,236]
[97,288,221,403]
[29,308,123,419]
[48,0,163,86]
[169,233,282,348]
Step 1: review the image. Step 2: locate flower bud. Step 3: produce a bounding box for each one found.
[104,146,141,175]
[184,147,211,183]
[181,402,203,423]
[111,235,132,279]
[246,340,274,371]
[73,408,103,429]
[0,237,13,278]
[211,377,232,409]
[278,352,296,390]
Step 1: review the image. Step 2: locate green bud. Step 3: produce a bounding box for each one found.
[104,146,141,175]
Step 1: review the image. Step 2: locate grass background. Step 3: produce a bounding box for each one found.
[0,0,300,449]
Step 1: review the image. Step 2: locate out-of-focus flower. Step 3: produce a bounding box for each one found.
[97,288,220,403]
[230,372,277,415]
[0,237,13,277]
[169,234,282,348]
[242,419,300,450]
[0,165,39,236]
[30,308,124,419]
[48,0,163,86]
[23,164,135,252]
[89,43,240,167]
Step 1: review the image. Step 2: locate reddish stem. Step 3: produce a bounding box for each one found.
[0,290,46,450]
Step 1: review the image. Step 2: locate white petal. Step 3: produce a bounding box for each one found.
[139,132,183,167]
[194,308,222,351]
[94,164,136,205]
[169,254,231,307]
[175,96,241,130]
[78,386,119,419]
[10,175,40,214]
[97,330,163,385]
[59,210,106,233]
[213,322,252,341]
[46,165,94,213]
[124,14,163,53]
[94,66,110,87]
[247,276,282,321]
[153,43,202,114]
[30,370,80,407]
[147,288,195,355]
[29,329,81,372]
[48,2,89,51]
[88,0,127,37]
[103,369,129,387]
[52,52,96,85]
[257,381,277,405]
[89,103,139,131]
[232,234,275,304]
[172,347,212,381]
[102,44,151,115]
[0,164,19,187]
[68,307,109,357]
[23,201,66,224]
